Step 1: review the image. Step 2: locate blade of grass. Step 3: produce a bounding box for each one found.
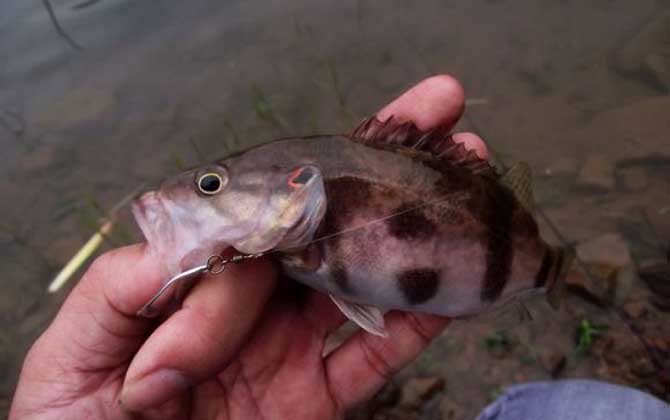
[48,219,113,293]
[47,184,145,293]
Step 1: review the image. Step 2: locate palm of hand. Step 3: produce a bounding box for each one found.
[27,284,367,419]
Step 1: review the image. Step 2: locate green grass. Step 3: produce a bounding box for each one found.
[251,84,287,129]
[575,319,607,355]
[171,152,187,171]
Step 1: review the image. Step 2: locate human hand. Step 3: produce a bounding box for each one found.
[10,75,488,419]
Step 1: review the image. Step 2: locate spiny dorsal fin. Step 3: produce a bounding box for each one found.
[500,162,535,213]
[351,116,496,177]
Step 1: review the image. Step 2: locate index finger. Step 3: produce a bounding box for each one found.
[377,74,465,130]
[379,74,488,159]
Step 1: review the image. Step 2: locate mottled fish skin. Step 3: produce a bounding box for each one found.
[220,133,562,317]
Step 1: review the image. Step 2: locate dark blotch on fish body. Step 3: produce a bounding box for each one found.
[317,176,374,294]
[480,186,516,302]
[330,259,352,293]
[397,269,440,304]
[387,202,436,240]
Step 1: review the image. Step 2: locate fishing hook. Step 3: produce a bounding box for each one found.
[137,252,265,317]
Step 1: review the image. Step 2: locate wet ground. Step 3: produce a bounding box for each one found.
[1,0,669,417]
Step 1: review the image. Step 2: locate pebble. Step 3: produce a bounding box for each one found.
[623,299,647,319]
[576,233,632,268]
[439,397,464,420]
[577,155,615,191]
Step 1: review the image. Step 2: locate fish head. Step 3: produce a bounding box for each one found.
[132,161,326,275]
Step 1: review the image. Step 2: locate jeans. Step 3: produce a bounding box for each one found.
[476,380,670,420]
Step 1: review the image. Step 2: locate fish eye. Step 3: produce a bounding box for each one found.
[197,173,224,195]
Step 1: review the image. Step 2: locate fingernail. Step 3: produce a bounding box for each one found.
[121,369,191,411]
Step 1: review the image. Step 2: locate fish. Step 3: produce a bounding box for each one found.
[132,116,573,336]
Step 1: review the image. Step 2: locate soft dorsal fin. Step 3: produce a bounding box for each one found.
[351,116,496,176]
[500,162,535,213]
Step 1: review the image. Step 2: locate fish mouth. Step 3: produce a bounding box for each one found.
[132,190,230,275]
[132,191,174,251]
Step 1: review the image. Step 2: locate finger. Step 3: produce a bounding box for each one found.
[452,131,489,160]
[325,312,449,409]
[377,74,465,131]
[121,258,276,411]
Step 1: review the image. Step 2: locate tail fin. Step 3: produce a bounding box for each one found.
[546,246,575,310]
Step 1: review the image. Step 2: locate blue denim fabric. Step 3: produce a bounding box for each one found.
[476,380,670,420]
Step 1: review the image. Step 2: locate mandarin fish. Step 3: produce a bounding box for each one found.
[133,116,573,336]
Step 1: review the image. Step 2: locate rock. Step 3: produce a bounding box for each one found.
[569,234,633,304]
[578,155,615,191]
[584,97,670,160]
[566,262,618,305]
[577,233,632,268]
[623,299,647,318]
[645,52,670,90]
[439,397,464,420]
[615,10,670,91]
[399,377,446,408]
[617,166,648,192]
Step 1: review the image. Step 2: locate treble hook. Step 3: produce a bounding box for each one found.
[136,252,266,318]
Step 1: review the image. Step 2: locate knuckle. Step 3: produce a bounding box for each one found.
[86,249,115,279]
[359,333,394,382]
[402,313,440,347]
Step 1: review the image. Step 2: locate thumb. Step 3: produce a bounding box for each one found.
[41,244,169,368]
[121,257,276,411]
[11,244,168,415]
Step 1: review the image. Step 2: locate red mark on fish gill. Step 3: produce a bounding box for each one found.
[288,166,316,188]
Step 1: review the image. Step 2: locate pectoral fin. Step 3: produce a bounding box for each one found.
[329,294,388,337]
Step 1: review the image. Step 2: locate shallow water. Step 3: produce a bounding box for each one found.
[1,0,669,416]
